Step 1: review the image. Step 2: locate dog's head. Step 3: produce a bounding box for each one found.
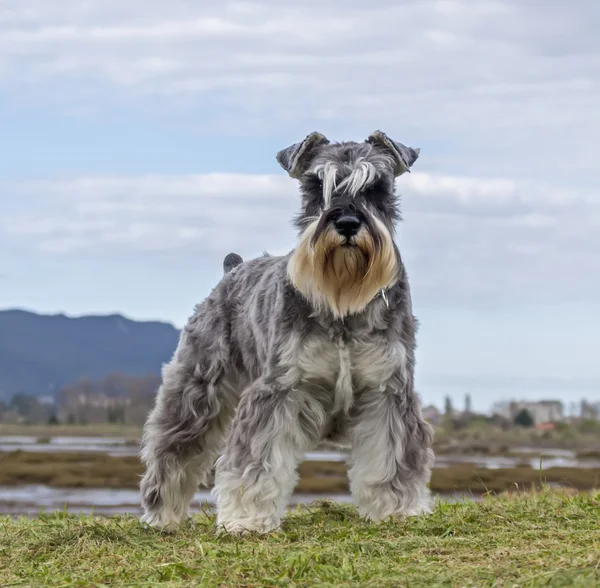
[277,131,419,318]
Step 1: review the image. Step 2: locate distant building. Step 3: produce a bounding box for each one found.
[528,401,564,424]
[0,409,21,424]
[535,422,556,431]
[58,391,132,425]
[492,400,564,425]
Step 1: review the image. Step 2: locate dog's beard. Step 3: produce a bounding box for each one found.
[287,215,398,317]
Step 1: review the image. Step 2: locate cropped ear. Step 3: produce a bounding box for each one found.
[276,132,330,179]
[366,130,420,176]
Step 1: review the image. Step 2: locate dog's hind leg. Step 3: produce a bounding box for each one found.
[348,383,435,523]
[212,380,327,535]
[139,327,238,532]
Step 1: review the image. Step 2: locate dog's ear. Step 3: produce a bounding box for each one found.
[366,130,420,176]
[276,132,330,179]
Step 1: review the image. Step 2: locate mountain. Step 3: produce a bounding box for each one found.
[0,309,180,399]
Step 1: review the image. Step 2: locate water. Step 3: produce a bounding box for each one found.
[0,435,595,516]
[0,435,137,457]
[0,485,476,517]
[0,437,348,460]
[1,436,597,468]
[434,454,600,469]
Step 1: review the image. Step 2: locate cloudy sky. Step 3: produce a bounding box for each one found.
[1,0,599,411]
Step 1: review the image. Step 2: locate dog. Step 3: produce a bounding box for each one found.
[139,130,435,535]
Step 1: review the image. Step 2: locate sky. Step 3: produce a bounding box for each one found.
[0,0,599,412]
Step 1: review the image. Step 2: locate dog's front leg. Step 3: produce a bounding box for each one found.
[213,379,326,535]
[348,381,435,522]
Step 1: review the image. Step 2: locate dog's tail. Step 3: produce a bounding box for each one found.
[223,252,244,274]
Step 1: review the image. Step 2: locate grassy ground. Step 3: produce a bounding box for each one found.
[1,490,599,587]
[3,450,600,494]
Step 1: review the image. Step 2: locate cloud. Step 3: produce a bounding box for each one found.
[1,0,599,407]
[1,0,599,182]
[2,174,296,255]
[2,170,599,308]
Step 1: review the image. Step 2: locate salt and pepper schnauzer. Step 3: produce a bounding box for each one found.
[139,130,435,535]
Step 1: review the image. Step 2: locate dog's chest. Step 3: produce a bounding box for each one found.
[296,335,407,413]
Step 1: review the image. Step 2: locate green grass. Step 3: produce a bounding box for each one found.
[1,491,599,587]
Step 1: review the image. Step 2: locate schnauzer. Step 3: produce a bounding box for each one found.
[139,130,435,535]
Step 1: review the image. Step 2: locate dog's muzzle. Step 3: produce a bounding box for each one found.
[334,214,361,239]
[311,207,366,246]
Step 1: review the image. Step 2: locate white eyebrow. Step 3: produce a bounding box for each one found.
[312,158,379,206]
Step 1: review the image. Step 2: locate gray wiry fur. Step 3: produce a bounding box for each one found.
[139,131,435,535]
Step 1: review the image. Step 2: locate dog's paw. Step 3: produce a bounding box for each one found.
[359,500,433,523]
[140,511,181,533]
[402,503,433,517]
[215,516,281,536]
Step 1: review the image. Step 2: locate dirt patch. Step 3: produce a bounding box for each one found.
[2,450,600,494]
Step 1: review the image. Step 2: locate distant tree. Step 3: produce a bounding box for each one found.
[444,396,453,416]
[48,414,59,426]
[107,407,117,424]
[566,401,578,419]
[465,393,472,414]
[577,419,600,435]
[442,396,455,431]
[514,409,534,428]
[9,393,48,423]
[487,413,511,430]
[580,399,598,421]
[107,406,125,424]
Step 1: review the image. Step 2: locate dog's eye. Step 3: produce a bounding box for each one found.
[363,180,390,205]
[303,173,322,189]
[364,179,385,195]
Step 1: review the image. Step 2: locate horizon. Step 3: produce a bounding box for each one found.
[1,1,599,413]
[0,305,597,415]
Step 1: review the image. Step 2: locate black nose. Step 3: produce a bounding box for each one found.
[334,215,361,238]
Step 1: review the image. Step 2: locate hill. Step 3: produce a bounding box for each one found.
[0,309,180,399]
[0,491,598,586]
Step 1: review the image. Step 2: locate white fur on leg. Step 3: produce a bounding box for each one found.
[212,442,301,536]
[350,478,433,522]
[139,454,203,533]
[140,508,182,533]
[212,392,325,536]
[348,391,434,523]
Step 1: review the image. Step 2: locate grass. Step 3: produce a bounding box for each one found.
[1,490,599,586]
